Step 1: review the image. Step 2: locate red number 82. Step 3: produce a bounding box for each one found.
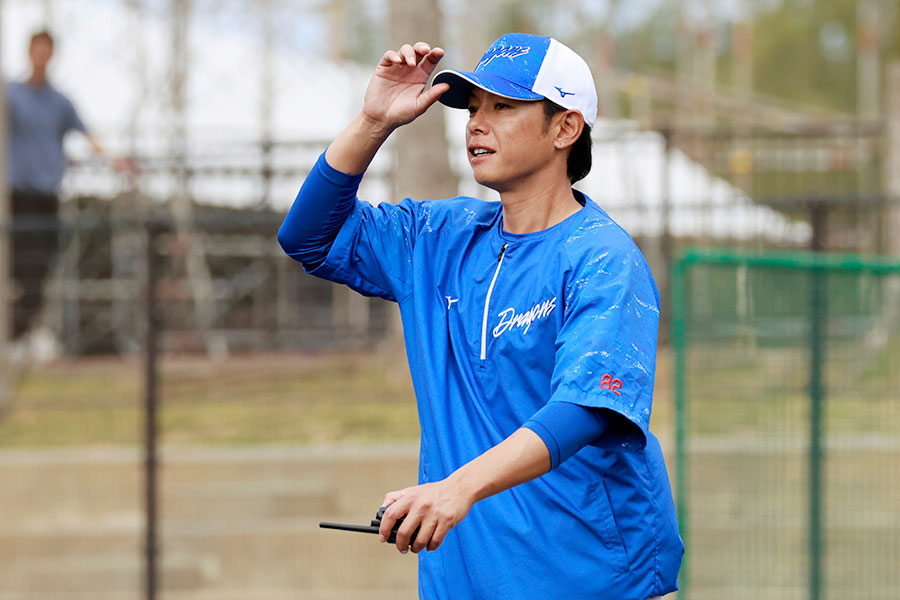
[601,373,622,396]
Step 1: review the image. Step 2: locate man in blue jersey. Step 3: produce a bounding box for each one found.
[279,33,683,599]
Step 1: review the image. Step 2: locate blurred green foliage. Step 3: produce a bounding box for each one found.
[617,0,900,114]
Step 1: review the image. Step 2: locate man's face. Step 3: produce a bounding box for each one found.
[29,39,54,72]
[465,88,559,193]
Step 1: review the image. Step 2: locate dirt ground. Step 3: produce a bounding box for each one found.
[1,349,898,598]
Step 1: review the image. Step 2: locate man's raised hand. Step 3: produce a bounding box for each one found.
[324,42,450,175]
[362,42,450,131]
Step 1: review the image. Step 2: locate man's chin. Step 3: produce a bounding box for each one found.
[472,174,503,193]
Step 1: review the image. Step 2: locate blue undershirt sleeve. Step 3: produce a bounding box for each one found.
[522,401,608,470]
[277,151,363,269]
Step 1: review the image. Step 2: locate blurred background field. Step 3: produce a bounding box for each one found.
[2,0,900,598]
[0,353,419,447]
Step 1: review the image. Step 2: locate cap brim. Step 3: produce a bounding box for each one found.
[433,69,544,109]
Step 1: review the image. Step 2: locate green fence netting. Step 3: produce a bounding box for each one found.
[672,249,900,600]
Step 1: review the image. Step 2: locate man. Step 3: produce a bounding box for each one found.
[279,33,683,599]
[6,30,129,341]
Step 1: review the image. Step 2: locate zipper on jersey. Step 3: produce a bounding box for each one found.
[480,243,508,361]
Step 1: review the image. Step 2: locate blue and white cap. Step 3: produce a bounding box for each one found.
[434,33,598,128]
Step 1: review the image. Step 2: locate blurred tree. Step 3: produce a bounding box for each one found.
[346,0,384,64]
[887,5,900,58]
[752,0,857,112]
[379,0,456,366]
[615,0,900,115]
[387,0,456,202]
[328,0,384,63]
[486,0,539,39]
[616,2,680,72]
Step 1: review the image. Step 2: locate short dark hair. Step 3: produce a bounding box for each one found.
[542,99,592,184]
[30,30,54,48]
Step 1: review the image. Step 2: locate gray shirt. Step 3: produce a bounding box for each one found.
[7,80,86,194]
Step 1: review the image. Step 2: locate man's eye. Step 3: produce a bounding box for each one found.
[467,106,478,115]
[495,103,510,110]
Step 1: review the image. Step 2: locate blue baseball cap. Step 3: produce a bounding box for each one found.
[434,33,598,128]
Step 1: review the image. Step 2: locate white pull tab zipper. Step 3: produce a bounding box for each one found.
[480,243,508,361]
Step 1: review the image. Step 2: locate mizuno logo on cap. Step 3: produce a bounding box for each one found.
[478,45,530,69]
[555,87,575,98]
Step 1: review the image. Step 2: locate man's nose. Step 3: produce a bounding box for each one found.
[467,111,489,135]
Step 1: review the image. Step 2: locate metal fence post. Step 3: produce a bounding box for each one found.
[808,208,827,600]
[0,1,9,358]
[671,253,690,599]
[143,219,161,600]
[808,274,826,600]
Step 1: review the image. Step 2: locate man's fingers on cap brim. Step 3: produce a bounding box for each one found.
[423,47,445,64]
[418,83,450,113]
[381,50,403,66]
[420,49,445,71]
[398,44,417,66]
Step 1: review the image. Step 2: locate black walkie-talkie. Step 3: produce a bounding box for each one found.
[320,506,419,546]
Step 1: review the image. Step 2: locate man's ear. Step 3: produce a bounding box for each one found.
[553,111,584,150]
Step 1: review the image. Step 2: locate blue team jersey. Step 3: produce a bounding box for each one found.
[293,157,683,599]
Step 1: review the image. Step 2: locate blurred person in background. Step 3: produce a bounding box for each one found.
[5,29,131,355]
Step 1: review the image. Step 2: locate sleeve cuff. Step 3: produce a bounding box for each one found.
[523,401,608,469]
[317,149,366,187]
[522,419,562,470]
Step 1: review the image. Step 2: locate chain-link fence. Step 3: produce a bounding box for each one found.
[672,249,900,600]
